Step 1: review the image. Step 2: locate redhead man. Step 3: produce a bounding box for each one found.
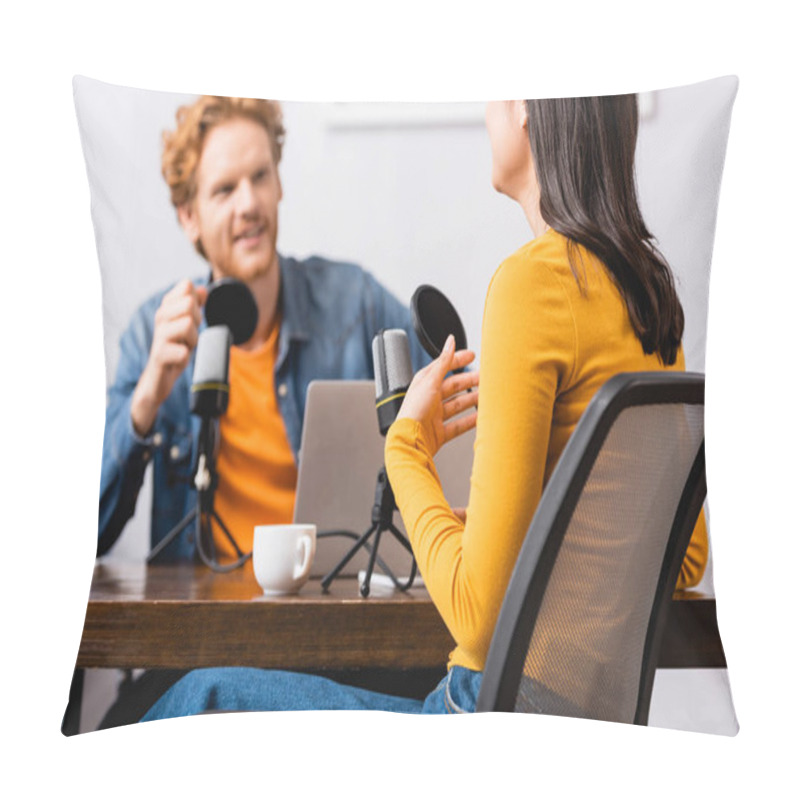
[98,96,426,560]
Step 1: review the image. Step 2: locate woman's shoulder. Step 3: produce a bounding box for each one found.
[503,228,574,272]
[484,232,581,326]
[498,229,613,296]
[490,229,575,293]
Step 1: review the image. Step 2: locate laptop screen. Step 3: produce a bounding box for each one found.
[294,380,474,578]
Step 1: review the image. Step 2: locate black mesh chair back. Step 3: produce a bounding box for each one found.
[477,372,706,725]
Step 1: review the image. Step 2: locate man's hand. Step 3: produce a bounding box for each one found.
[130,280,208,437]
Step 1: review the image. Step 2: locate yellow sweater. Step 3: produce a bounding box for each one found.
[385,230,708,672]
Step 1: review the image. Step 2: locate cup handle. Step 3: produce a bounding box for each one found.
[294,536,312,580]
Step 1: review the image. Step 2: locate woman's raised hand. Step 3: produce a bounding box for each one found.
[395,334,480,457]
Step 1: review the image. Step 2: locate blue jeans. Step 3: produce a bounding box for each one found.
[141,666,482,721]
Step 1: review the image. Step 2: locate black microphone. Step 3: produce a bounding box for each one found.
[191,326,232,418]
[150,278,259,573]
[373,328,413,436]
[322,328,418,595]
[190,278,259,419]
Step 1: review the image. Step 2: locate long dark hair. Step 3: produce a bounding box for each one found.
[526,95,683,365]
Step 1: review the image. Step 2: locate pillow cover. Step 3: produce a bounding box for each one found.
[64,75,738,735]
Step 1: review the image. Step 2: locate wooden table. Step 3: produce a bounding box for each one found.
[75,561,726,671]
[63,560,726,734]
[76,560,453,671]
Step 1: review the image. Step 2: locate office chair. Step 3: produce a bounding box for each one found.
[477,371,706,725]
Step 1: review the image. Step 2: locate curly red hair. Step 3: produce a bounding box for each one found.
[162,95,285,209]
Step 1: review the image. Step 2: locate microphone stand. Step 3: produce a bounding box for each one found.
[320,466,416,598]
[146,416,251,573]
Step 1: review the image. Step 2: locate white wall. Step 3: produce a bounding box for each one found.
[79,78,733,381]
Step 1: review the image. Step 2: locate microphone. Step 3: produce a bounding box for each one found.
[150,277,259,572]
[322,328,418,595]
[191,326,232,418]
[190,278,259,419]
[373,328,413,436]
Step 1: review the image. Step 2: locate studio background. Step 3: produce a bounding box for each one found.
[77,78,729,584]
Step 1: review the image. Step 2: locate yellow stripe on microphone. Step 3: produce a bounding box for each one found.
[191,383,230,393]
[376,391,406,409]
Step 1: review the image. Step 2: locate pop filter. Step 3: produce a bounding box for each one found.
[411,284,468,358]
[205,278,259,345]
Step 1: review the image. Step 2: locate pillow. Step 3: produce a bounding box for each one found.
[64,75,738,735]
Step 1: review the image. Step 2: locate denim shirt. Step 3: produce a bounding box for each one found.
[98,254,429,560]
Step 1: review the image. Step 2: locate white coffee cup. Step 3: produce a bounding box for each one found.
[253,524,317,595]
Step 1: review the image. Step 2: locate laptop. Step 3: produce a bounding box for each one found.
[293,380,475,579]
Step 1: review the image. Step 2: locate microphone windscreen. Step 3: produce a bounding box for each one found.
[205,278,259,345]
[372,329,413,398]
[411,284,468,358]
[193,326,233,387]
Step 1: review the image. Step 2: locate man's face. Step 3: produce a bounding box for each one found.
[178,117,282,283]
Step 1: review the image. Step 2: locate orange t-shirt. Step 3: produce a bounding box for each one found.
[213,318,298,558]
